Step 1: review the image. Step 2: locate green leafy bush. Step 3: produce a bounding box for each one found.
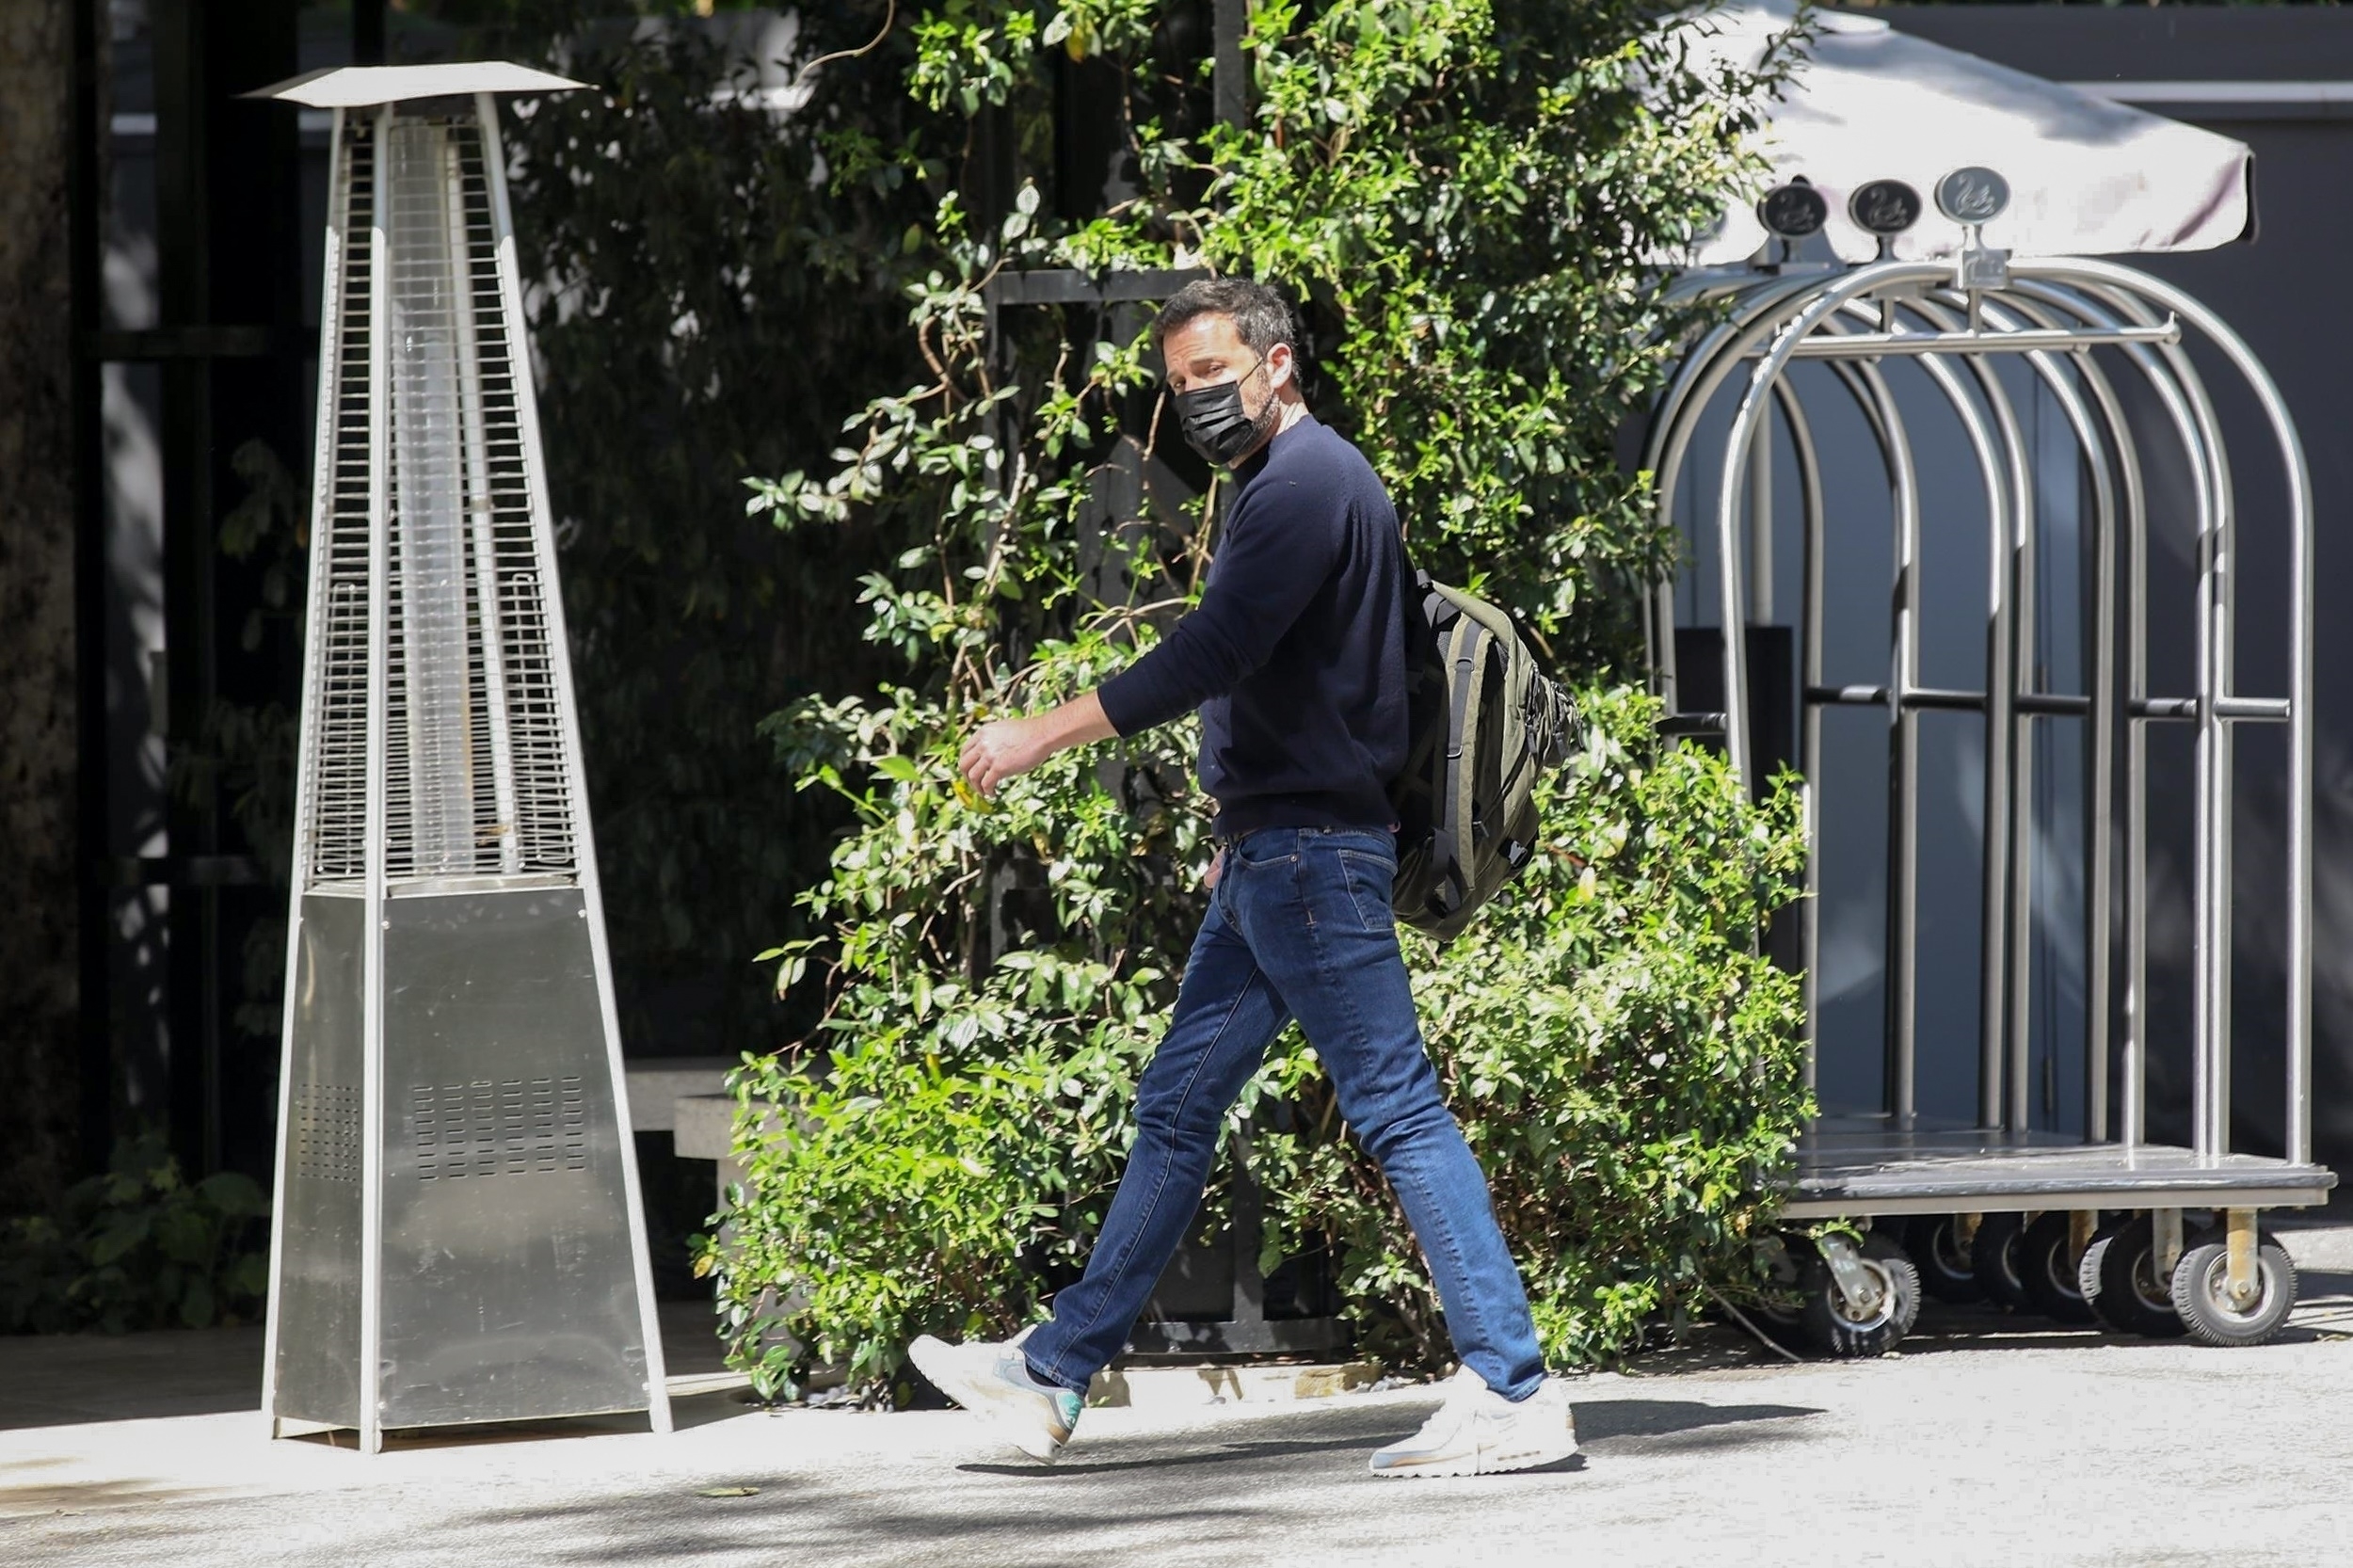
[705,0,1813,1399]
[0,1134,272,1335]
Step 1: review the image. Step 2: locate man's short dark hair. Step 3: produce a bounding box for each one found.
[1153,278,1298,360]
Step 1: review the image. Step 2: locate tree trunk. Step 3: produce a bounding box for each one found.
[0,0,85,1214]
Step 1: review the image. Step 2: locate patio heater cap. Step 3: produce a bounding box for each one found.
[245,61,587,108]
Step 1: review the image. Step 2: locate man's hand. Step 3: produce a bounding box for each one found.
[960,714,1058,797]
[1204,847,1225,889]
[958,691,1118,798]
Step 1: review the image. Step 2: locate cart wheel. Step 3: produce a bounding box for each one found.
[1969,1211,2032,1311]
[2074,1213,2132,1306]
[1903,1213,1980,1303]
[1797,1231,1921,1358]
[2169,1236,2297,1348]
[2088,1215,2188,1338]
[2075,1234,2111,1305]
[2019,1211,2099,1324]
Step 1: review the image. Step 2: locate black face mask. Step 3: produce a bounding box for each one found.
[1173,358,1277,466]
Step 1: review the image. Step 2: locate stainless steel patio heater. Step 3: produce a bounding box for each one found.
[251,63,671,1450]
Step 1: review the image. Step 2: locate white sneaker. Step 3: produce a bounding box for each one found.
[907,1333,1084,1463]
[1368,1367,1578,1478]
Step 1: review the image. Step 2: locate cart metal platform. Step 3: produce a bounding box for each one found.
[1785,1120,2336,1220]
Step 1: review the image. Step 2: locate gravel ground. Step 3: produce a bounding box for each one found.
[4,1227,2350,1568]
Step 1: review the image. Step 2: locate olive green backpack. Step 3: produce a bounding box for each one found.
[1389,573,1580,940]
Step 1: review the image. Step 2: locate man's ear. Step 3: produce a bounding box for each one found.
[1266,341,1296,392]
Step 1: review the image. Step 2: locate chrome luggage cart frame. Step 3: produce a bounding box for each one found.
[1646,248,2335,1351]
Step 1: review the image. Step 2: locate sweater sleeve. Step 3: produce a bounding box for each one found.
[1096,480,1342,737]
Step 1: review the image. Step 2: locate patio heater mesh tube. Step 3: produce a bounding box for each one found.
[387,121,474,876]
[299,118,577,889]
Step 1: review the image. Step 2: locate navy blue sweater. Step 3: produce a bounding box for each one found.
[1097,416,1410,837]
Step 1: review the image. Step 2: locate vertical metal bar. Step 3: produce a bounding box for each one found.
[264,104,353,1438]
[1714,367,1764,787]
[2286,374,2316,1172]
[2125,442,2149,1154]
[1884,372,1922,1132]
[2214,440,2237,1159]
[444,128,520,874]
[2083,372,2120,1147]
[479,94,672,1432]
[2194,437,2224,1157]
[2160,335,2231,1161]
[358,103,395,1459]
[2008,425,2038,1139]
[1650,577,1675,710]
[1778,378,1824,1092]
[1748,414,1774,625]
[1980,360,2021,1137]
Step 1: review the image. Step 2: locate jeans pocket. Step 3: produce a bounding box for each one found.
[1334,847,1398,932]
[1232,830,1299,868]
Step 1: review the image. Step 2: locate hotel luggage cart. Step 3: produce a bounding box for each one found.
[1647,178,2335,1355]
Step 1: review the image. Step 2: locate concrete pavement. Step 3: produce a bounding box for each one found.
[5,1227,2351,1567]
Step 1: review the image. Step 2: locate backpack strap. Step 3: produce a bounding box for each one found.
[1432,615,1488,918]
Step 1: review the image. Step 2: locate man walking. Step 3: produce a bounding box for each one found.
[911,279,1576,1478]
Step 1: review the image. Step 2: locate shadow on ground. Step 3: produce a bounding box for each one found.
[10,1391,1829,1567]
[0,1300,730,1433]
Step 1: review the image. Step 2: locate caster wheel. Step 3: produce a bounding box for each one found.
[2019,1211,2099,1324]
[2075,1238,2107,1302]
[1903,1214,1981,1303]
[2169,1236,2298,1348]
[2087,1215,2188,1338]
[2074,1217,2125,1306]
[1797,1231,1921,1358]
[1970,1211,2032,1311]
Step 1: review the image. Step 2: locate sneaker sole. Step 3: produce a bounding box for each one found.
[1369,1437,1579,1479]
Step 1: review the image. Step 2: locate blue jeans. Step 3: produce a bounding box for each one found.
[1021,826,1547,1401]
